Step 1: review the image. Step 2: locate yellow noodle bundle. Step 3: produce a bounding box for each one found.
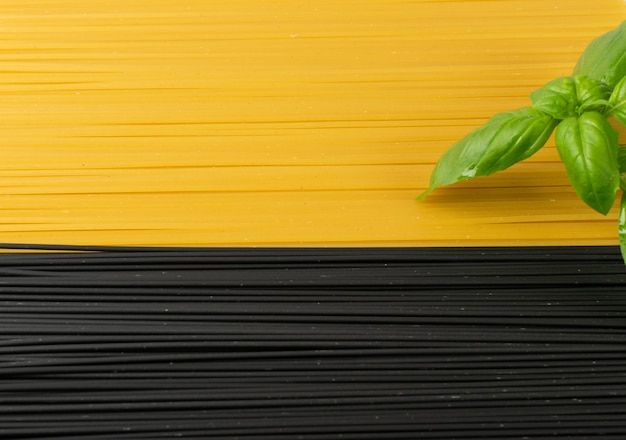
[1,0,625,246]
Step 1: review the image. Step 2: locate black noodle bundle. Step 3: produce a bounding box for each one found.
[1,244,626,439]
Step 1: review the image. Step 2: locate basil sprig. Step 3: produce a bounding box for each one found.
[419,21,626,263]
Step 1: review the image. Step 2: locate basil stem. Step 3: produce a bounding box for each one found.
[619,191,626,265]
[619,155,626,264]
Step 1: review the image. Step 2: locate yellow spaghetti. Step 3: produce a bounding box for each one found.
[1,0,625,246]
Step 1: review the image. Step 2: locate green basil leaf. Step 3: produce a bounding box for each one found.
[554,112,620,215]
[609,75,626,126]
[618,146,626,174]
[574,75,612,114]
[418,107,557,199]
[530,75,611,119]
[573,21,626,89]
[619,192,626,265]
[530,77,578,119]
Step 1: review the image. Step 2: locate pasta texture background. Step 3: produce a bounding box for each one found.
[2,245,626,439]
[1,0,626,247]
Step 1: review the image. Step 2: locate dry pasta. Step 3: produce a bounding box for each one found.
[1,0,625,246]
